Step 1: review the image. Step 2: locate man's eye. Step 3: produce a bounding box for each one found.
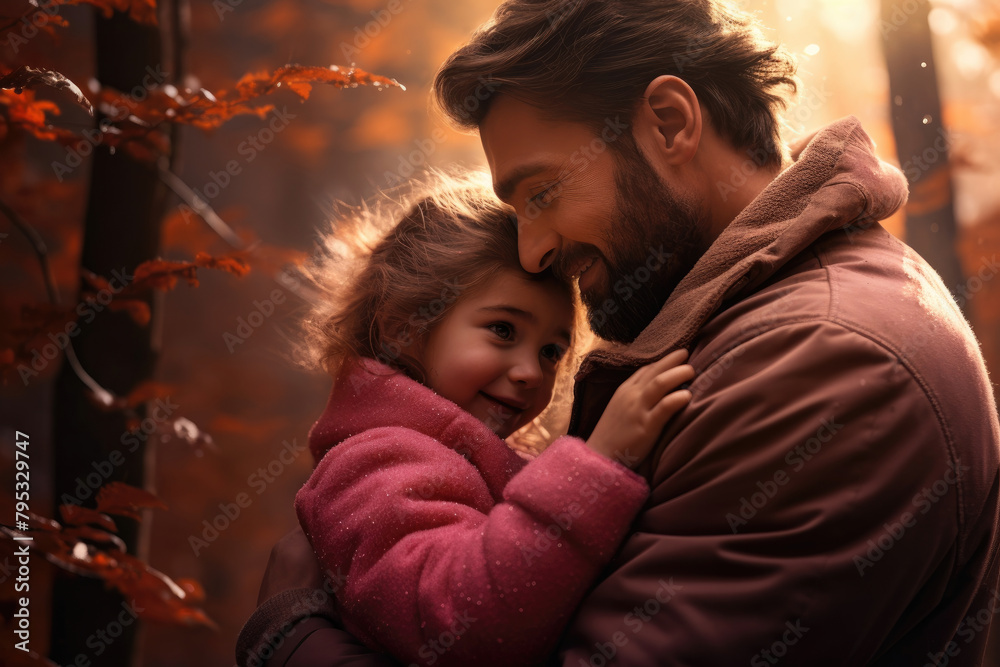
[541,343,565,363]
[529,183,559,208]
[487,322,514,340]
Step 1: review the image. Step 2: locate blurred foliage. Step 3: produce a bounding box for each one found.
[1,0,999,665]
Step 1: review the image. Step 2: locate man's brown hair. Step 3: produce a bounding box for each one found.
[434,0,798,167]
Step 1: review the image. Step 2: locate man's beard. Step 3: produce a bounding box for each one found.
[582,134,708,344]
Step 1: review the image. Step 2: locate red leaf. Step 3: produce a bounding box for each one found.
[120,253,250,295]
[95,482,167,519]
[107,298,151,326]
[231,241,310,277]
[129,257,201,291]
[59,504,118,532]
[194,251,251,276]
[2,503,214,630]
[207,413,288,446]
[24,511,61,532]
[62,525,126,552]
[81,268,112,292]
[71,0,158,25]
[122,380,176,408]
[173,577,206,603]
[161,204,246,255]
[0,6,67,42]
[107,549,217,628]
[86,378,176,412]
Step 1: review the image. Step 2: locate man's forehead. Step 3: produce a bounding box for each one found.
[480,96,587,201]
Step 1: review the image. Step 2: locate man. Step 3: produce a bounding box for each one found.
[238,0,1000,664]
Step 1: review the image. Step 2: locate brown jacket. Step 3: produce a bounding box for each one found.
[558,116,1000,666]
[236,117,1000,667]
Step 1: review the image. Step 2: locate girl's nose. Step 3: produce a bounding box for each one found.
[508,354,543,389]
[517,216,559,273]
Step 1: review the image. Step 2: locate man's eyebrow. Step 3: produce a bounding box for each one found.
[478,305,572,342]
[494,163,552,203]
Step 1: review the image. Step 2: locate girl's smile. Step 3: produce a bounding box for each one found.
[418,268,574,439]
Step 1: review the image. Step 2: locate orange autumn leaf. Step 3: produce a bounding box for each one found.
[2,63,398,164]
[194,251,251,276]
[161,204,246,255]
[94,84,273,132]
[123,252,250,294]
[0,88,77,144]
[95,64,400,133]
[129,258,198,291]
[234,64,404,102]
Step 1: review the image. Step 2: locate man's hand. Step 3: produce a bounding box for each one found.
[257,526,325,605]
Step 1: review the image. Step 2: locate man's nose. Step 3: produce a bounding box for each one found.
[517,216,559,273]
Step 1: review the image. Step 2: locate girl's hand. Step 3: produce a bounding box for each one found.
[586,348,695,468]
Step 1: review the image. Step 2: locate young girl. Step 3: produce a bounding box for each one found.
[294,173,693,667]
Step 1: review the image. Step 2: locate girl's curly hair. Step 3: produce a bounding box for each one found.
[296,169,591,454]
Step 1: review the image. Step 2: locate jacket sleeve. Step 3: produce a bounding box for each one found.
[558,321,969,666]
[295,428,648,667]
[235,590,402,667]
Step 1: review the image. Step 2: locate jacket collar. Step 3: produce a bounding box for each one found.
[577,116,908,375]
[308,357,525,499]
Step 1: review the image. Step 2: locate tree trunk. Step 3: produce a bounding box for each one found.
[880,0,966,304]
[49,8,164,666]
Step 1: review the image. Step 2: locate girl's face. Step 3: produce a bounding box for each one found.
[418,268,574,439]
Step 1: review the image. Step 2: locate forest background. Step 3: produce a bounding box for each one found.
[2,0,1000,665]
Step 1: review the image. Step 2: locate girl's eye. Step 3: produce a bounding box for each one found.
[540,343,566,363]
[487,322,514,340]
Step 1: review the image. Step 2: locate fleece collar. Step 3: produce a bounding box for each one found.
[577,116,909,374]
[308,357,525,500]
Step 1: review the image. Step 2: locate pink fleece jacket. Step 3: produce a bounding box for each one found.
[294,357,649,667]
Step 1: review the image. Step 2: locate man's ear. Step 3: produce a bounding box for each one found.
[634,75,702,166]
